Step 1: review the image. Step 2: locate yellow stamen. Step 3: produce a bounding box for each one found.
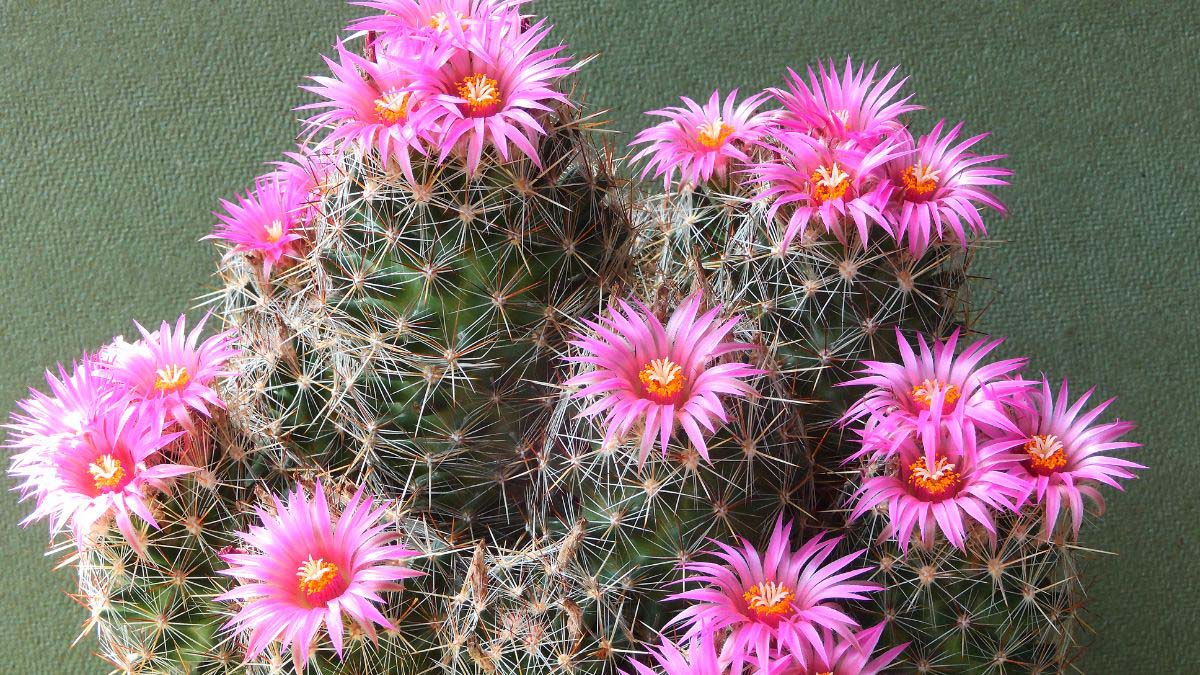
[697,118,734,149]
[910,379,961,410]
[264,219,284,243]
[1025,434,1068,474]
[901,163,941,196]
[154,365,190,393]
[638,358,685,401]
[743,581,795,617]
[88,454,125,490]
[457,73,501,112]
[374,89,412,124]
[428,10,467,32]
[908,456,960,498]
[297,556,340,596]
[810,164,851,203]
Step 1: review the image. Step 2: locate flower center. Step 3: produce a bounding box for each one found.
[638,358,685,403]
[908,455,960,501]
[810,164,851,203]
[910,379,961,411]
[428,10,468,32]
[154,365,190,393]
[88,454,125,491]
[374,89,412,124]
[297,556,340,596]
[901,163,941,197]
[457,73,501,115]
[1025,434,1068,475]
[264,219,285,243]
[743,581,795,618]
[696,118,734,149]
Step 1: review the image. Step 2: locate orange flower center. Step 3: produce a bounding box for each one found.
[297,556,340,596]
[457,73,501,113]
[1025,434,1068,475]
[154,365,190,393]
[374,89,412,124]
[908,455,960,500]
[697,118,734,149]
[910,379,961,410]
[810,163,851,203]
[743,581,795,618]
[263,219,285,243]
[638,358,685,403]
[88,454,125,490]
[427,10,467,32]
[901,163,941,197]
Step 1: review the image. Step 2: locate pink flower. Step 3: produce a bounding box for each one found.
[211,173,308,277]
[349,0,525,47]
[270,147,341,226]
[14,405,191,553]
[624,631,722,675]
[399,18,576,174]
[563,294,758,465]
[1009,378,1143,537]
[667,519,879,673]
[774,622,907,675]
[301,40,434,181]
[754,130,900,248]
[99,314,237,432]
[630,89,776,189]
[216,482,423,672]
[847,424,1028,551]
[771,59,919,149]
[884,120,1011,256]
[841,329,1030,463]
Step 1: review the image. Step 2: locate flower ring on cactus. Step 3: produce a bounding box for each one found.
[99,314,237,434]
[883,119,1011,257]
[623,630,723,675]
[210,172,310,277]
[771,58,920,149]
[1009,377,1143,538]
[348,0,527,49]
[216,482,423,673]
[771,622,908,675]
[848,423,1030,551]
[841,329,1031,464]
[666,518,880,673]
[564,293,759,465]
[630,88,777,190]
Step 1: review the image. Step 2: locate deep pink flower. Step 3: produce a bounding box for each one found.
[841,329,1030,463]
[1010,378,1142,537]
[771,59,919,149]
[564,294,758,465]
[667,519,878,673]
[624,631,722,675]
[14,405,190,553]
[754,130,900,248]
[848,424,1027,551]
[884,120,1011,256]
[211,174,308,276]
[774,622,907,675]
[630,89,777,189]
[100,314,237,432]
[349,0,525,47]
[216,482,423,672]
[398,18,576,174]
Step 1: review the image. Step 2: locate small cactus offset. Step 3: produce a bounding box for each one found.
[5,3,1146,675]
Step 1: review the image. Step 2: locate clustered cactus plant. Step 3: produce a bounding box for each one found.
[6,2,1143,674]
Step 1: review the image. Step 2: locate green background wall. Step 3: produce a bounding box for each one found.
[1,1,1195,672]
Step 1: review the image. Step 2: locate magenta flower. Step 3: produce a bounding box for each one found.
[399,18,576,174]
[100,314,237,432]
[774,622,907,675]
[772,59,919,148]
[667,519,879,673]
[848,425,1028,551]
[15,405,190,553]
[271,148,340,225]
[841,329,1030,463]
[624,631,722,675]
[754,130,900,248]
[211,174,308,276]
[301,40,433,181]
[564,294,758,465]
[216,482,423,672]
[1010,378,1143,538]
[349,0,524,47]
[885,120,1011,256]
[630,89,776,189]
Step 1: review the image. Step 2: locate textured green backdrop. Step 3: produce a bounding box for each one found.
[1,1,1195,672]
